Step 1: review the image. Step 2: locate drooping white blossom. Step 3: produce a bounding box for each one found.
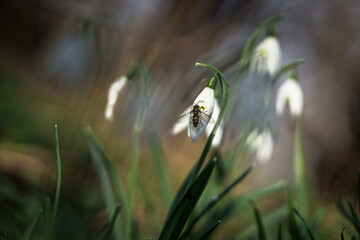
[246,130,274,163]
[205,100,223,147]
[250,36,281,75]
[171,87,215,143]
[105,76,127,121]
[189,87,215,142]
[276,78,304,117]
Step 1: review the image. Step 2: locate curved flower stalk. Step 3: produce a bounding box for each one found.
[250,36,281,75]
[105,76,128,121]
[276,77,304,117]
[246,129,274,163]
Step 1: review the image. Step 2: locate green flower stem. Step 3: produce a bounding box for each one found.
[206,75,217,89]
[125,62,150,239]
[272,60,305,84]
[51,124,62,228]
[188,63,229,186]
[294,116,308,219]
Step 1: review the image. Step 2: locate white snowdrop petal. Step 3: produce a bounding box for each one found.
[190,87,215,142]
[246,130,274,163]
[205,100,223,147]
[171,105,192,135]
[105,76,127,121]
[193,87,215,115]
[255,131,273,163]
[251,37,281,75]
[276,78,304,117]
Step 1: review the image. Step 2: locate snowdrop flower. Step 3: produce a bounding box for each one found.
[171,85,215,143]
[189,87,215,142]
[105,76,128,121]
[205,100,223,147]
[276,78,304,117]
[250,36,281,75]
[246,130,274,163]
[172,99,223,146]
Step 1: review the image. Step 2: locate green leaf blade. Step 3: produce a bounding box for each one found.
[197,220,221,240]
[159,158,217,240]
[250,201,267,240]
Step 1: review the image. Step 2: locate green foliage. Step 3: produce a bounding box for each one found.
[5,15,355,240]
[51,125,62,228]
[21,210,42,240]
[197,220,221,240]
[250,201,267,240]
[96,206,122,240]
[84,127,124,240]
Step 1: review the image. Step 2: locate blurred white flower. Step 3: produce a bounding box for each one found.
[246,130,274,163]
[250,36,281,75]
[276,78,304,117]
[205,100,223,147]
[171,87,215,143]
[105,76,128,121]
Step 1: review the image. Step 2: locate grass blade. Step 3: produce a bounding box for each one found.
[234,180,287,211]
[159,157,217,240]
[277,224,282,240]
[341,228,345,240]
[358,170,360,215]
[190,181,286,239]
[139,182,161,234]
[97,206,122,240]
[84,127,126,204]
[336,199,360,235]
[236,206,288,240]
[293,208,315,240]
[197,220,221,240]
[348,202,360,224]
[286,190,302,240]
[84,127,123,240]
[250,201,267,240]
[51,124,62,227]
[166,167,196,223]
[181,164,255,238]
[149,130,173,209]
[22,209,42,240]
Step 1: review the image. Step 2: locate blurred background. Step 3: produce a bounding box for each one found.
[1,0,360,239]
